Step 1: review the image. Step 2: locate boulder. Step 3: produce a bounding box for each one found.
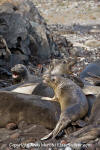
[0,0,55,62]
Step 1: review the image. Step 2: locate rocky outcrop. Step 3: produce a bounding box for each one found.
[0,0,55,64]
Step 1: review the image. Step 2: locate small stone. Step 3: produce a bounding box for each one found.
[6,123,18,130]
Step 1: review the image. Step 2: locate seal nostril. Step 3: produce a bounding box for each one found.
[13,6,18,11]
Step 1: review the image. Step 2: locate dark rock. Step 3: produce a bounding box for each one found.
[0,0,55,63]
[0,67,11,77]
[9,54,28,68]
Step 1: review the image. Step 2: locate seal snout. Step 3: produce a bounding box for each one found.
[12,72,19,79]
[43,74,51,84]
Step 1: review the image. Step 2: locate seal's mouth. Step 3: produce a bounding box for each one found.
[12,72,19,79]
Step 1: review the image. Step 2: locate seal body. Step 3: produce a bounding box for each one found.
[11,64,39,84]
[80,60,100,79]
[41,75,88,140]
[67,95,100,143]
[0,64,54,97]
[0,81,54,97]
[0,91,60,129]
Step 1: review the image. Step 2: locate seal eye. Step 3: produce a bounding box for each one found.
[52,78,55,82]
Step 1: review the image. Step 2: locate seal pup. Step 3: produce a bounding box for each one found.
[0,64,54,97]
[41,75,88,140]
[11,64,39,84]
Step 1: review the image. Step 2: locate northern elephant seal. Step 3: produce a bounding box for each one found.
[11,64,40,84]
[45,58,84,88]
[48,57,77,75]
[80,59,100,80]
[41,75,88,140]
[0,91,60,129]
[0,64,54,97]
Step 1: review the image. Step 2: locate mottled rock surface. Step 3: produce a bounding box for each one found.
[0,0,55,63]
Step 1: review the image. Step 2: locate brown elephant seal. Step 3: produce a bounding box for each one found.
[41,75,88,140]
[67,94,100,143]
[0,91,60,129]
[0,36,11,60]
[45,58,100,97]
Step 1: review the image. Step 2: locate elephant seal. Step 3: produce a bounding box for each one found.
[46,58,100,96]
[11,64,39,84]
[80,59,100,80]
[67,94,100,143]
[0,64,54,97]
[41,75,88,140]
[45,58,84,88]
[48,57,77,75]
[0,91,60,129]
[0,80,54,98]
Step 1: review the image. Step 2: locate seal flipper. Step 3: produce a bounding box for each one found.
[52,118,71,139]
[41,112,71,140]
[41,131,53,141]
